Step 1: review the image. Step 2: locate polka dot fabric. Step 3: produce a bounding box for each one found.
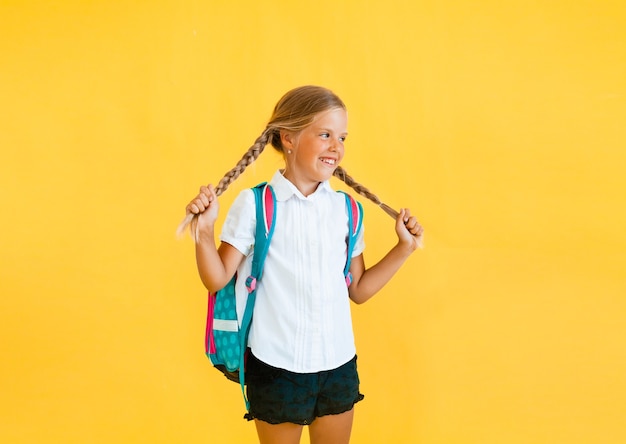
[212,283,239,371]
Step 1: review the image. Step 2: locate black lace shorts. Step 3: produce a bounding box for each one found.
[244,353,364,425]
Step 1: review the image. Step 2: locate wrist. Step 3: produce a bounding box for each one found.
[395,239,417,255]
[194,225,215,244]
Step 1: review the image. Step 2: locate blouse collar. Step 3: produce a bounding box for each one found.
[270,170,334,202]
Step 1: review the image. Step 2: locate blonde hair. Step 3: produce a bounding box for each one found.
[178,86,397,236]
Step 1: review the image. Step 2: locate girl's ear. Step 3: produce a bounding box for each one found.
[280,130,297,151]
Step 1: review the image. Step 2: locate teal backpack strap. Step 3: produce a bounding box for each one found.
[338,191,363,286]
[238,182,277,410]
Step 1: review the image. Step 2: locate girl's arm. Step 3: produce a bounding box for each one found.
[187,185,245,293]
[348,208,423,304]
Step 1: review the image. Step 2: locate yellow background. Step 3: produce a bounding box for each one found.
[1,1,625,443]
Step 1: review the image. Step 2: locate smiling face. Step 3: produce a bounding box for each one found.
[281,107,348,196]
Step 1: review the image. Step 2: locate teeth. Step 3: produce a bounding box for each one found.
[321,158,336,165]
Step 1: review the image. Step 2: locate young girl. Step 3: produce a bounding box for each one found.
[183,86,423,444]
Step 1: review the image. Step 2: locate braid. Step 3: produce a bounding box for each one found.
[333,166,399,219]
[176,127,272,237]
[214,128,272,196]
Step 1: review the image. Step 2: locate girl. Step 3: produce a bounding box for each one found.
[183,86,423,444]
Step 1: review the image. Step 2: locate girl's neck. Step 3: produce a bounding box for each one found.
[281,169,320,197]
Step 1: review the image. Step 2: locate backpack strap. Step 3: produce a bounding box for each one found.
[245,183,276,292]
[338,191,363,287]
[238,182,277,410]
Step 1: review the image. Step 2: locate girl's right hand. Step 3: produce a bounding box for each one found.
[186,184,219,237]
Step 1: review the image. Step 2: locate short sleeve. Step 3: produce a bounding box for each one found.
[219,189,256,256]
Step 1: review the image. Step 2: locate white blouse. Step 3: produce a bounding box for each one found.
[220,170,365,373]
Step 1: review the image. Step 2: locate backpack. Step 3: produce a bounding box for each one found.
[204,182,364,410]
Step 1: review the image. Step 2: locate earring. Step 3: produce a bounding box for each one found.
[287,149,292,154]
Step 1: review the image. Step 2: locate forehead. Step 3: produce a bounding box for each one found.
[309,108,348,130]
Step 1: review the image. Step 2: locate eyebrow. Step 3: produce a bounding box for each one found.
[318,127,348,136]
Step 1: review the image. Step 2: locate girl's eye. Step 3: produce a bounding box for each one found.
[339,136,346,142]
[320,133,330,139]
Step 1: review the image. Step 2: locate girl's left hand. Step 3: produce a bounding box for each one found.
[396,208,424,251]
